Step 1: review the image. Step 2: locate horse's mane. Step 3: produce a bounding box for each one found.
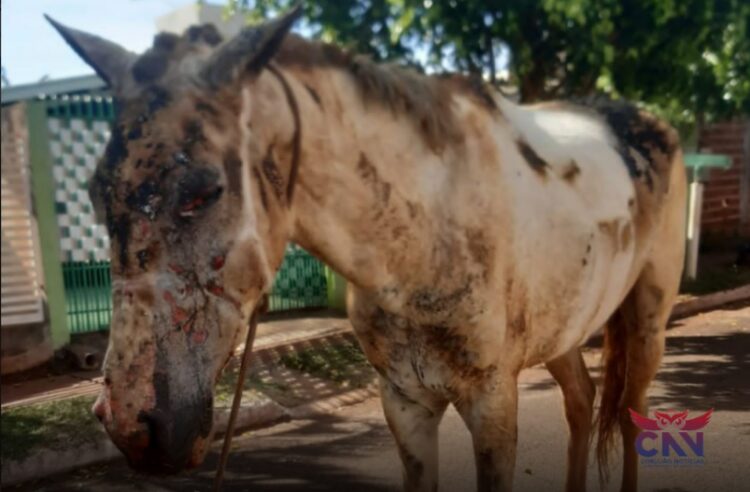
[275,34,498,151]
[133,26,499,152]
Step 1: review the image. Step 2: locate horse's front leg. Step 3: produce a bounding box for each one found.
[455,371,519,492]
[380,377,448,492]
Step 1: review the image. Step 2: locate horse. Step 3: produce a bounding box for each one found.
[49,7,686,491]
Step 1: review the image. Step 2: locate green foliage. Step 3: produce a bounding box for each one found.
[1,396,100,462]
[228,0,749,132]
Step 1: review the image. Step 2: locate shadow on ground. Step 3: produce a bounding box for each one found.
[9,412,395,492]
[651,331,749,412]
[520,326,750,414]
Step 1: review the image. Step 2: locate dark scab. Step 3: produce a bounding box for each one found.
[126,180,162,220]
[173,152,191,165]
[516,139,547,175]
[177,167,222,214]
[182,119,205,153]
[136,249,150,270]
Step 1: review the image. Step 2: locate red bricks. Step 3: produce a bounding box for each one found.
[697,119,749,235]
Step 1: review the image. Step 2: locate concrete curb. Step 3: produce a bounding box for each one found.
[671,284,750,320]
[1,347,373,487]
[1,431,121,487]
[2,397,287,486]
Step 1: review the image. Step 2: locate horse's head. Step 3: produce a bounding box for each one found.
[48,8,302,473]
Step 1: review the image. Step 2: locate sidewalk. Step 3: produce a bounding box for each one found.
[1,311,351,409]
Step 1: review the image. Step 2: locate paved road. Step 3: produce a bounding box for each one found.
[11,303,749,492]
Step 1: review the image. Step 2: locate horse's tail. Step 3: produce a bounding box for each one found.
[595,291,637,484]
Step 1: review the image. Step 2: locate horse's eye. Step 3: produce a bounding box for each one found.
[177,168,223,217]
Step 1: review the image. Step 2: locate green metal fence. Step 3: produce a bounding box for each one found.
[268,246,328,311]
[62,261,112,333]
[62,247,328,333]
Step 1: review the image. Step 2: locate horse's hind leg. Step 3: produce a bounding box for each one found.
[618,259,681,491]
[547,348,596,492]
[379,377,448,492]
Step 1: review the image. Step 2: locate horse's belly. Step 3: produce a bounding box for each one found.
[524,220,639,365]
[353,308,496,401]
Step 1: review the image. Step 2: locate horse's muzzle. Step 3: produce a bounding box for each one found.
[96,396,214,474]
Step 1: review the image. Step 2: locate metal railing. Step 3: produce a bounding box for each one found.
[62,248,328,334]
[61,261,112,333]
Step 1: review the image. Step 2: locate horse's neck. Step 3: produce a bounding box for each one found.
[287,69,463,296]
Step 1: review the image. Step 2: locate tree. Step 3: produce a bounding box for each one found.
[227,0,749,133]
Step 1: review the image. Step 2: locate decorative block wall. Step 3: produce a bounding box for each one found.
[47,116,111,261]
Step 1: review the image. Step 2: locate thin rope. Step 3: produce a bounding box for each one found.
[212,305,261,492]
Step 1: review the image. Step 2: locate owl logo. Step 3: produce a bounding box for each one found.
[629,408,713,431]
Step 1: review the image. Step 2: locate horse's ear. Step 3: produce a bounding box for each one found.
[200,5,302,89]
[45,15,137,93]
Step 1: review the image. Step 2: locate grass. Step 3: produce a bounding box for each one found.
[214,371,290,406]
[1,395,101,462]
[279,341,370,385]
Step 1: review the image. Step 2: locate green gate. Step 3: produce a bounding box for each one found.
[268,245,328,311]
[62,261,112,333]
[61,246,328,333]
[44,94,327,333]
